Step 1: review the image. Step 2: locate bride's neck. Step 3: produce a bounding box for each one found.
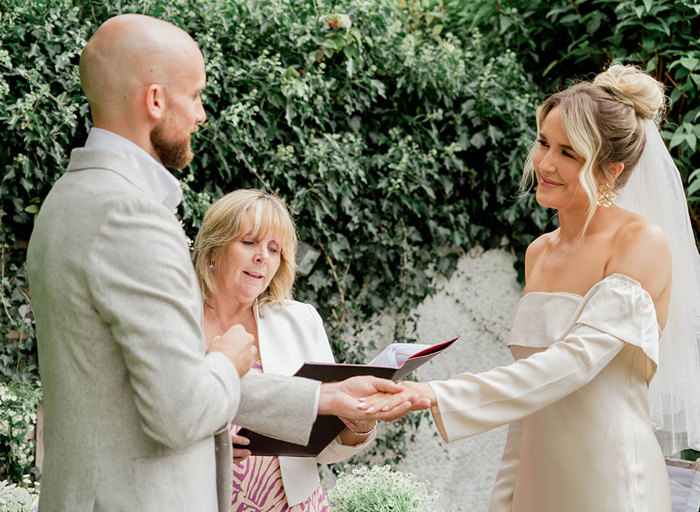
[556,205,616,243]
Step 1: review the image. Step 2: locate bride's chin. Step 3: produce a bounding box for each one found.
[535,191,558,209]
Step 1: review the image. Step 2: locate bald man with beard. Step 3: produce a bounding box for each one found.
[27,14,421,512]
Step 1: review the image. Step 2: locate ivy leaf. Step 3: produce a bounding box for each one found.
[679,57,699,72]
[499,15,513,33]
[587,12,604,33]
[470,132,486,148]
[370,79,386,98]
[687,169,700,198]
[669,129,686,149]
[559,13,579,24]
[285,103,296,124]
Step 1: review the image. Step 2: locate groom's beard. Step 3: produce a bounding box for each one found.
[150,121,193,169]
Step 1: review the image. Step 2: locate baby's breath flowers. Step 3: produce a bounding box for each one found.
[327,465,438,512]
[0,478,39,512]
[0,383,41,483]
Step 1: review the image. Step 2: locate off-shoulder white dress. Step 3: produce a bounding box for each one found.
[429,274,671,511]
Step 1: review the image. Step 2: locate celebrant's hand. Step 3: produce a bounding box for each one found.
[231,432,251,464]
[340,417,376,432]
[337,417,377,446]
[358,381,436,414]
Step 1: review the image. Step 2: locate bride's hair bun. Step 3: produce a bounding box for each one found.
[593,64,666,121]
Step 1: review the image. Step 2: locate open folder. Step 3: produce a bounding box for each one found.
[234,335,459,457]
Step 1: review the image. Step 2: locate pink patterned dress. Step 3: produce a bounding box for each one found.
[231,362,330,512]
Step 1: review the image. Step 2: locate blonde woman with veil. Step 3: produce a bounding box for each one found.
[364,64,700,511]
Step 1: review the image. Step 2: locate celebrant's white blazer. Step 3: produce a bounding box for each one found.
[255,300,376,506]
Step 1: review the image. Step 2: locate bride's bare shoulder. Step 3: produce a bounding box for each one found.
[611,211,668,256]
[525,231,556,280]
[607,212,671,297]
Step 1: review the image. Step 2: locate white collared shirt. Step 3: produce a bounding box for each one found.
[84,127,183,210]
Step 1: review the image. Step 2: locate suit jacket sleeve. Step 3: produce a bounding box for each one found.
[234,372,319,446]
[87,196,241,449]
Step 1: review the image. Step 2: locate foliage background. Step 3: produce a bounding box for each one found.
[449,0,700,223]
[1,0,698,481]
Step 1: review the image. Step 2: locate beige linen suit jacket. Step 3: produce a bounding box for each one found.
[27,148,319,512]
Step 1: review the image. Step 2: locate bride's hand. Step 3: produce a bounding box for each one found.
[358,381,436,414]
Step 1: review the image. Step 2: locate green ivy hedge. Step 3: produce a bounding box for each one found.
[0,0,544,478]
[1,0,697,480]
[448,0,700,227]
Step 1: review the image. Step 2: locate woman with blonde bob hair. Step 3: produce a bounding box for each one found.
[193,189,377,512]
[363,64,700,511]
[194,188,298,308]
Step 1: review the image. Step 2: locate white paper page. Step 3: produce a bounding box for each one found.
[368,343,431,368]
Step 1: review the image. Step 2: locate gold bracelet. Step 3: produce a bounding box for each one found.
[346,423,376,437]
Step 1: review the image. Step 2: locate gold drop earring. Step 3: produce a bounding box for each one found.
[596,183,614,207]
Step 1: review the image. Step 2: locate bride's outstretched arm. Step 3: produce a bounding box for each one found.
[361,324,624,442]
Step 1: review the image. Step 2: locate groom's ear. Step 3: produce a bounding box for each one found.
[145,83,166,121]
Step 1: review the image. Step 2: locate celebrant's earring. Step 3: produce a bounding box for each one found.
[596,183,614,207]
[209,262,215,272]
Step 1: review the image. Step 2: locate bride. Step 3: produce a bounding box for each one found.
[365,64,700,511]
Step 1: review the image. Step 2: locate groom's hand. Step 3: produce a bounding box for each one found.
[208,324,257,377]
[317,376,429,422]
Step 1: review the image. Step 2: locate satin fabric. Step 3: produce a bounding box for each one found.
[429,274,671,511]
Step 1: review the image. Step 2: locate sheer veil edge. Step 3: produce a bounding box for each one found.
[617,120,700,456]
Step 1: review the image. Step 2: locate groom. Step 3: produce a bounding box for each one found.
[27,14,424,512]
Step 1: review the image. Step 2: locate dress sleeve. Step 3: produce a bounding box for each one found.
[315,429,377,464]
[429,275,659,443]
[488,420,521,511]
